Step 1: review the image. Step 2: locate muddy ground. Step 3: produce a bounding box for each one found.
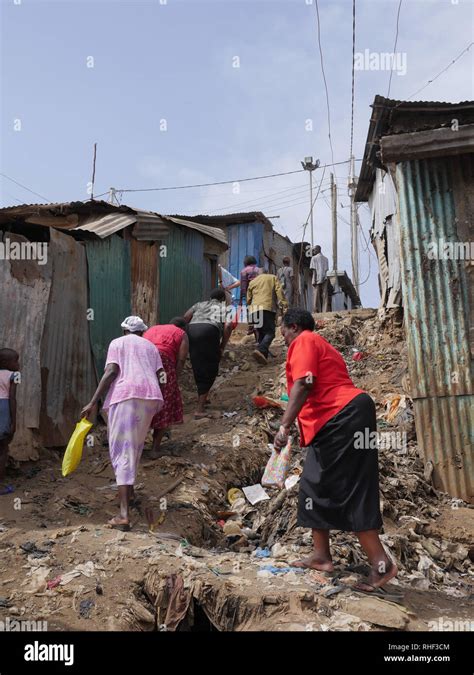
[0,310,472,632]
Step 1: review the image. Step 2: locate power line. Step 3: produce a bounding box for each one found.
[211,179,334,213]
[350,0,356,160]
[406,40,474,100]
[0,173,50,203]
[314,0,337,176]
[387,0,403,98]
[112,159,355,194]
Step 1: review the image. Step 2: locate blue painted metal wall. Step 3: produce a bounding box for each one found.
[396,156,473,501]
[227,221,264,300]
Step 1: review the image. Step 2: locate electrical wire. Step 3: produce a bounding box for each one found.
[0,173,51,203]
[314,0,337,178]
[387,0,403,98]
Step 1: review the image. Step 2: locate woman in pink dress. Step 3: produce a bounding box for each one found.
[81,316,164,530]
[143,317,189,458]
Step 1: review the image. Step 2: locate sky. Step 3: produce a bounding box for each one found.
[1,0,473,306]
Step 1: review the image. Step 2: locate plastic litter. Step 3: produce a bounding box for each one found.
[242,484,270,505]
[262,439,292,489]
[62,418,93,477]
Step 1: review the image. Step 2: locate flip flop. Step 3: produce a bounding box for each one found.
[351,583,404,604]
[107,518,131,532]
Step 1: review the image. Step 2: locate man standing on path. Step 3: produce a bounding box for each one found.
[247,270,288,365]
[310,245,329,313]
[277,256,295,308]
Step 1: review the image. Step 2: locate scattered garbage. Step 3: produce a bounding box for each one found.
[47,576,62,590]
[352,350,368,361]
[20,541,52,559]
[284,474,300,491]
[60,497,93,516]
[252,396,283,409]
[253,547,271,559]
[79,599,95,619]
[258,564,305,575]
[242,484,270,505]
[60,561,96,585]
[0,485,14,496]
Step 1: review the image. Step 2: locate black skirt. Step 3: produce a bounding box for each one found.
[297,392,383,532]
[188,323,221,395]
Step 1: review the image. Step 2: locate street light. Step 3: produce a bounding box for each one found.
[301,156,320,250]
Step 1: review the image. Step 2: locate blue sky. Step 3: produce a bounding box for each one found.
[1,0,473,306]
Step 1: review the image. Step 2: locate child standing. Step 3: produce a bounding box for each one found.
[0,348,19,483]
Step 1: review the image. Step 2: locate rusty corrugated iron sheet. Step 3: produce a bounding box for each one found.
[397,156,473,501]
[0,231,52,460]
[39,229,97,445]
[414,396,473,503]
[131,239,159,327]
[76,212,136,238]
[166,216,228,246]
[84,235,131,376]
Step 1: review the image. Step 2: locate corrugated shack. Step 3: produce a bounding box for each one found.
[0,200,227,459]
[177,212,314,310]
[355,95,474,502]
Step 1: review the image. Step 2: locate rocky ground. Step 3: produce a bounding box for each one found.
[0,309,472,632]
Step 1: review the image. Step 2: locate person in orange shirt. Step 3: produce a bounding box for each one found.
[274,308,397,593]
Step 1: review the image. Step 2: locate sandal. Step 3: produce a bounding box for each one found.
[351,583,404,604]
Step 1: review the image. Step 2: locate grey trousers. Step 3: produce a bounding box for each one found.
[313,279,329,313]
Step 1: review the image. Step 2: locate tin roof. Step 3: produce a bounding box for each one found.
[0,200,228,245]
[355,96,474,201]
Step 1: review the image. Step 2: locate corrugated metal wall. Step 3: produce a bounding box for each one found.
[131,239,159,328]
[396,156,473,502]
[40,229,97,445]
[227,221,264,300]
[159,226,204,323]
[0,231,52,460]
[84,235,131,376]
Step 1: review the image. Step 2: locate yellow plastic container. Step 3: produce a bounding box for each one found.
[61,418,93,477]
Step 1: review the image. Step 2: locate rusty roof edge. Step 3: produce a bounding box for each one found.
[355,95,474,202]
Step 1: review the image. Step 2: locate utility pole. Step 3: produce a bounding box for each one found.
[331,172,337,271]
[301,156,320,251]
[348,155,359,290]
[108,187,118,205]
[90,142,97,201]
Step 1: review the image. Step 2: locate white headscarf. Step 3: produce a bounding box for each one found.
[120,316,148,333]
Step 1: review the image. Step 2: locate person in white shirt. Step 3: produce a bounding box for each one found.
[310,245,329,313]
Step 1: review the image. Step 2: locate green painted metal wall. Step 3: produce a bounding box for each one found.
[159,226,204,323]
[84,235,131,376]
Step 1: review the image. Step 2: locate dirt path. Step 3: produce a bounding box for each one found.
[0,315,472,632]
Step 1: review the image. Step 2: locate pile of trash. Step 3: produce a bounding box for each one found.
[212,311,473,596]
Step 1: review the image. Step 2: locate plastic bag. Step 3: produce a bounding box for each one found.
[62,418,93,477]
[262,438,292,489]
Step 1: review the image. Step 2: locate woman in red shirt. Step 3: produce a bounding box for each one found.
[143,317,189,458]
[274,309,397,593]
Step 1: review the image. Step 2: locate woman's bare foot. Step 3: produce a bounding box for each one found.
[291,552,334,572]
[107,516,130,531]
[353,560,398,591]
